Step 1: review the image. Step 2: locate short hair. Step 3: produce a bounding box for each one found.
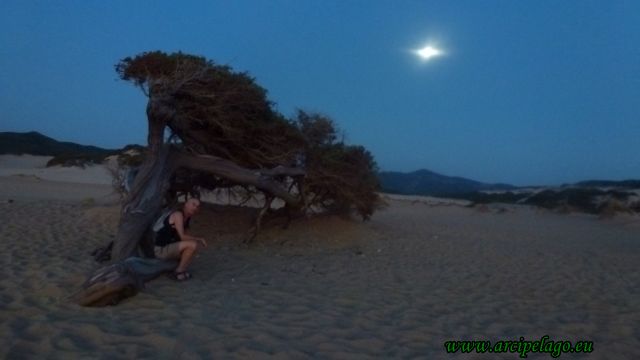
[186,198,200,205]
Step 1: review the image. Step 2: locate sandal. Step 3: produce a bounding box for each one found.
[168,271,192,281]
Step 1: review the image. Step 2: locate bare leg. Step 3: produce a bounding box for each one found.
[176,241,197,272]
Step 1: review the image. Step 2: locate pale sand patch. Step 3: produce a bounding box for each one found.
[0,154,113,185]
[0,154,118,203]
[0,176,118,204]
[0,154,53,168]
[380,193,472,207]
[1,185,639,358]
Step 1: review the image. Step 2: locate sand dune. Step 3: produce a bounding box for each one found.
[0,155,118,204]
[1,157,640,358]
[0,155,114,185]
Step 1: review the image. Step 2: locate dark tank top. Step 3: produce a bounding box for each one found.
[155,211,191,247]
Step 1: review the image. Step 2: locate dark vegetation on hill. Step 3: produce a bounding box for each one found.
[378,169,516,196]
[0,131,144,167]
[379,168,640,216]
[455,188,640,216]
[569,180,640,189]
[0,131,113,156]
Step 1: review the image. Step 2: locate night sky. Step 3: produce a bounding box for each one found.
[2,0,639,185]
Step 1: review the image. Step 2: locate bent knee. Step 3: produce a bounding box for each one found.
[181,240,198,251]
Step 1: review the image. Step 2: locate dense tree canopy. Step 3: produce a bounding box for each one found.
[116,51,303,167]
[116,51,380,219]
[109,51,381,260]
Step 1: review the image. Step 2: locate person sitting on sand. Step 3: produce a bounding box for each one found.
[154,198,207,281]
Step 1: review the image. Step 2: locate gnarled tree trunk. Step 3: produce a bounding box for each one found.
[111,96,173,261]
[111,144,173,261]
[110,86,306,261]
[111,145,307,261]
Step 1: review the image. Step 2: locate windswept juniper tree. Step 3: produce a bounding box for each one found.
[109,51,381,261]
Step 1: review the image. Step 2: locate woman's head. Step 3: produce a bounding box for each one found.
[183,198,201,217]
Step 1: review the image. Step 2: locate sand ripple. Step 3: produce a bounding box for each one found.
[1,200,639,358]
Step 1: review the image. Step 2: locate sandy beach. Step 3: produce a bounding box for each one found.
[1,157,639,358]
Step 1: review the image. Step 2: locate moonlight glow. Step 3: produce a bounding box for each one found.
[415,45,443,61]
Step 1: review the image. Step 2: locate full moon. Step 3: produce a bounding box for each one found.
[415,45,442,61]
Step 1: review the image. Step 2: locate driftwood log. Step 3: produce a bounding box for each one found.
[72,257,178,307]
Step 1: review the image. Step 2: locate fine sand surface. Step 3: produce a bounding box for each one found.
[1,158,640,358]
[0,155,114,185]
[0,155,118,203]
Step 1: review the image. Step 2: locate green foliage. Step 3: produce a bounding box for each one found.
[43,143,146,168]
[455,188,639,216]
[524,188,603,213]
[116,144,146,167]
[115,51,209,91]
[296,110,338,148]
[116,51,303,168]
[46,152,109,167]
[294,111,381,220]
[456,191,528,204]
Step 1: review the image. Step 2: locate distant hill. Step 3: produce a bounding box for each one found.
[0,131,144,167]
[378,169,516,196]
[569,180,640,189]
[0,131,114,157]
[378,168,640,217]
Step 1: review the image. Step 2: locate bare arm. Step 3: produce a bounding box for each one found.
[171,212,207,247]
